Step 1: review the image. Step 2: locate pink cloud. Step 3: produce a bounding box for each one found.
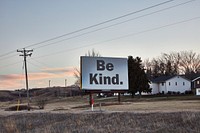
[0,77,23,90]
[41,67,75,76]
[0,66,76,90]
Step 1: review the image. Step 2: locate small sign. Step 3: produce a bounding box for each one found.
[81,56,128,90]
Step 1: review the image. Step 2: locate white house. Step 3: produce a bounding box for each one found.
[150,75,191,94]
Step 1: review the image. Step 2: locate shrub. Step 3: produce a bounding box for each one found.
[185,90,193,95]
[36,99,47,109]
[168,91,172,95]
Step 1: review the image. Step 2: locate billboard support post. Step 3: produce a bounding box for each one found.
[89,92,92,107]
[118,93,121,103]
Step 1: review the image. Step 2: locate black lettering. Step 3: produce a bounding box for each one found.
[104,76,111,84]
[112,74,119,84]
[97,60,105,71]
[99,74,102,84]
[106,63,114,71]
[90,73,98,84]
[89,73,122,85]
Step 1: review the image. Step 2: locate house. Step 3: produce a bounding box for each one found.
[191,76,200,95]
[150,75,191,94]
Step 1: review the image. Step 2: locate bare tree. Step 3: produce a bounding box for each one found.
[148,50,200,77]
[74,68,81,87]
[74,49,101,86]
[85,48,101,57]
[179,51,200,74]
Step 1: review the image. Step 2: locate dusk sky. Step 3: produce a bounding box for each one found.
[0,0,200,90]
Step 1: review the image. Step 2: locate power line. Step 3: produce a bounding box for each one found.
[0,53,19,61]
[27,61,44,69]
[0,0,175,58]
[32,16,200,59]
[30,58,50,68]
[24,0,175,48]
[0,61,21,69]
[0,50,17,58]
[32,0,196,50]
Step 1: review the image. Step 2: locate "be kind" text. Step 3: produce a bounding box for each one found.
[89,60,123,85]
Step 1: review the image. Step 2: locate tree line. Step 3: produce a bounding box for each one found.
[143,50,200,78]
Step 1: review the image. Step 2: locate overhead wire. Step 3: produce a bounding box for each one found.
[27,61,44,70]
[32,16,200,59]
[32,0,196,50]
[0,0,197,69]
[0,0,175,58]
[25,0,175,49]
[0,53,19,61]
[0,61,21,69]
[28,58,49,68]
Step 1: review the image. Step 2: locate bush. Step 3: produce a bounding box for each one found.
[36,99,47,109]
[167,91,172,95]
[185,90,193,95]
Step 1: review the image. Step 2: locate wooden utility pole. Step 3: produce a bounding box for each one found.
[17,48,33,111]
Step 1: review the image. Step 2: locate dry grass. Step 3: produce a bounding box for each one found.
[0,95,200,132]
[0,111,200,133]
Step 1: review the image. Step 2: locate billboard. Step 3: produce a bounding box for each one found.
[81,56,128,90]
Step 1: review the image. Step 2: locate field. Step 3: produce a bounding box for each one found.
[0,95,200,132]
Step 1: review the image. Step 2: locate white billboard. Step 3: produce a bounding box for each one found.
[81,56,128,90]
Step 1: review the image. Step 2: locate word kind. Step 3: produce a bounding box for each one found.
[89,60,123,85]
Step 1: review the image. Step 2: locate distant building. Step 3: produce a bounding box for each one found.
[150,75,191,94]
[191,76,200,95]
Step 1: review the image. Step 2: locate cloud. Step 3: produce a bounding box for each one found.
[0,66,76,90]
[0,74,24,80]
[41,67,75,76]
[0,79,22,90]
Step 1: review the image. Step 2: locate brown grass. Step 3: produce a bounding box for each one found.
[0,95,200,132]
[0,111,200,133]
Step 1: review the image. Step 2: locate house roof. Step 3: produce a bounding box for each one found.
[150,75,191,83]
[192,76,200,82]
[151,75,175,83]
[184,73,200,80]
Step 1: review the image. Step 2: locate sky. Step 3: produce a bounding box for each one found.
[0,0,200,90]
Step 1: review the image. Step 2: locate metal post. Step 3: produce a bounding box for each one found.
[89,92,92,107]
[49,80,51,87]
[65,79,67,87]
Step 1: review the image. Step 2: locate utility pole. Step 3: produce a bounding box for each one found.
[49,80,51,87]
[17,48,33,111]
[65,79,67,87]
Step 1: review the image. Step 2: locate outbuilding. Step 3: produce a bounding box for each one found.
[192,76,200,95]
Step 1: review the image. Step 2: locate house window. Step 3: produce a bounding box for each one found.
[183,82,185,86]
[175,82,177,86]
[197,81,200,85]
[161,82,164,86]
[169,82,170,86]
